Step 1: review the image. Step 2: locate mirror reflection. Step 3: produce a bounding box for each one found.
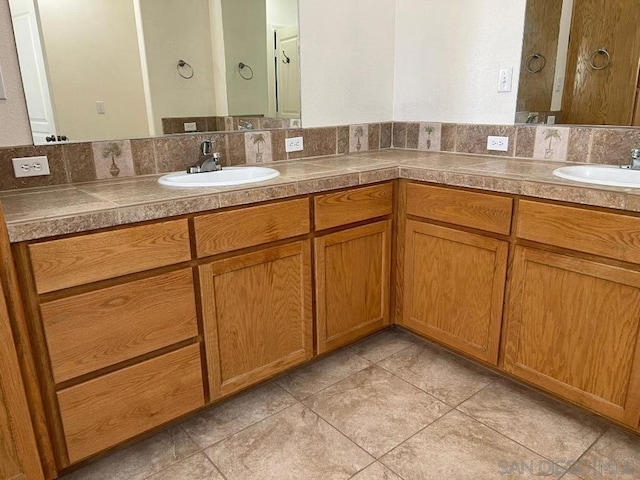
[9,0,301,145]
[516,0,640,126]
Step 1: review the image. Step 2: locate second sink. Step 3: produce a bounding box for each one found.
[553,165,640,188]
[158,166,280,188]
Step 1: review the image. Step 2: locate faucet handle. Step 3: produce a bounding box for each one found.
[201,140,214,155]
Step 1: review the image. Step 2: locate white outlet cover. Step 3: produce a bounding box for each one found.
[487,136,509,152]
[285,136,304,153]
[184,122,197,132]
[12,156,51,178]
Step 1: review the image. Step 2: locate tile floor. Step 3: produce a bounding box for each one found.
[61,327,640,480]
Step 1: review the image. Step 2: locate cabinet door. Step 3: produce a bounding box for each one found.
[504,247,640,426]
[0,286,43,480]
[402,220,508,365]
[315,220,391,354]
[200,241,313,399]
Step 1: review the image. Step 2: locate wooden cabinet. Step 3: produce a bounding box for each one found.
[200,241,313,399]
[504,247,640,427]
[0,286,43,480]
[315,220,391,353]
[402,220,508,365]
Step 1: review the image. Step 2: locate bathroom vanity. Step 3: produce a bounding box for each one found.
[3,150,640,478]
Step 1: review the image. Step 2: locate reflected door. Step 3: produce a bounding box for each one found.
[9,0,57,144]
[276,27,300,118]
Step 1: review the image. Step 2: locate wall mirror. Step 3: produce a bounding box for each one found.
[515,0,640,126]
[9,0,301,145]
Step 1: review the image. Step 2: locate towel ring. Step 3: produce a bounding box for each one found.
[589,48,611,70]
[177,60,194,79]
[238,62,254,80]
[525,53,546,74]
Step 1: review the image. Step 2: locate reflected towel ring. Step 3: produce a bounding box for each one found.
[238,62,254,80]
[525,53,546,74]
[177,60,194,79]
[589,48,611,70]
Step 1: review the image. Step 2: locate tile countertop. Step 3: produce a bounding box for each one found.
[1,149,637,243]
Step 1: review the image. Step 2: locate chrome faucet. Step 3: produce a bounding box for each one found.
[621,148,640,170]
[187,140,222,174]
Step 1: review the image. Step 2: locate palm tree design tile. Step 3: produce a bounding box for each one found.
[533,126,569,161]
[418,123,442,151]
[349,124,369,152]
[245,131,273,163]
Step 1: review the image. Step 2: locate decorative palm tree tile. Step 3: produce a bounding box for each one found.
[92,140,135,179]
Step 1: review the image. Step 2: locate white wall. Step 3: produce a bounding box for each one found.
[37,0,150,141]
[299,0,396,127]
[551,0,573,111]
[0,0,32,146]
[140,0,217,133]
[267,0,297,26]
[393,0,527,125]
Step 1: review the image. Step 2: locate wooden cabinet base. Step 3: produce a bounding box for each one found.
[402,220,508,365]
[504,247,640,426]
[315,221,391,353]
[200,241,313,399]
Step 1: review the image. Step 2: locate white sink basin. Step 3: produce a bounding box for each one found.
[553,165,640,188]
[158,166,280,187]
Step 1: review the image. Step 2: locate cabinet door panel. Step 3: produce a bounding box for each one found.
[315,221,391,353]
[403,220,508,364]
[201,242,313,399]
[504,247,640,425]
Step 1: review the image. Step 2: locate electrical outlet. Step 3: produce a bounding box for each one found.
[184,122,197,132]
[547,116,556,125]
[285,136,304,153]
[12,156,51,178]
[487,136,509,152]
[96,101,106,115]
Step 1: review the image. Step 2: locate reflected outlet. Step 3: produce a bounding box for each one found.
[12,156,51,178]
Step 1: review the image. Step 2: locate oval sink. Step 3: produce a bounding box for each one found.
[553,165,640,188]
[158,166,280,187]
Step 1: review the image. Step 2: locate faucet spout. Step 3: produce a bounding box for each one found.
[187,140,222,174]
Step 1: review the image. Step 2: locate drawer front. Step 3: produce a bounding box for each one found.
[406,183,513,235]
[314,183,394,230]
[41,269,198,384]
[517,200,640,263]
[57,344,204,464]
[194,198,310,257]
[29,219,191,294]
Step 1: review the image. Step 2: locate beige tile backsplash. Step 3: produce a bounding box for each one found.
[1,120,640,191]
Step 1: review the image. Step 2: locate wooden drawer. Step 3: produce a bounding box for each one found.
[517,200,640,263]
[29,219,191,294]
[406,183,513,235]
[194,198,310,257]
[41,269,198,384]
[314,183,393,230]
[57,344,204,464]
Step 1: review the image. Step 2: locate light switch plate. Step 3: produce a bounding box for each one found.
[12,156,51,178]
[96,101,105,114]
[498,68,513,93]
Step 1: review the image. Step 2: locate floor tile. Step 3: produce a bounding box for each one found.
[277,349,371,400]
[381,410,565,480]
[378,342,496,406]
[181,382,295,448]
[145,453,224,480]
[350,462,403,480]
[60,426,199,480]
[458,379,606,465]
[205,403,373,480]
[304,365,450,457]
[568,428,640,479]
[349,327,422,363]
